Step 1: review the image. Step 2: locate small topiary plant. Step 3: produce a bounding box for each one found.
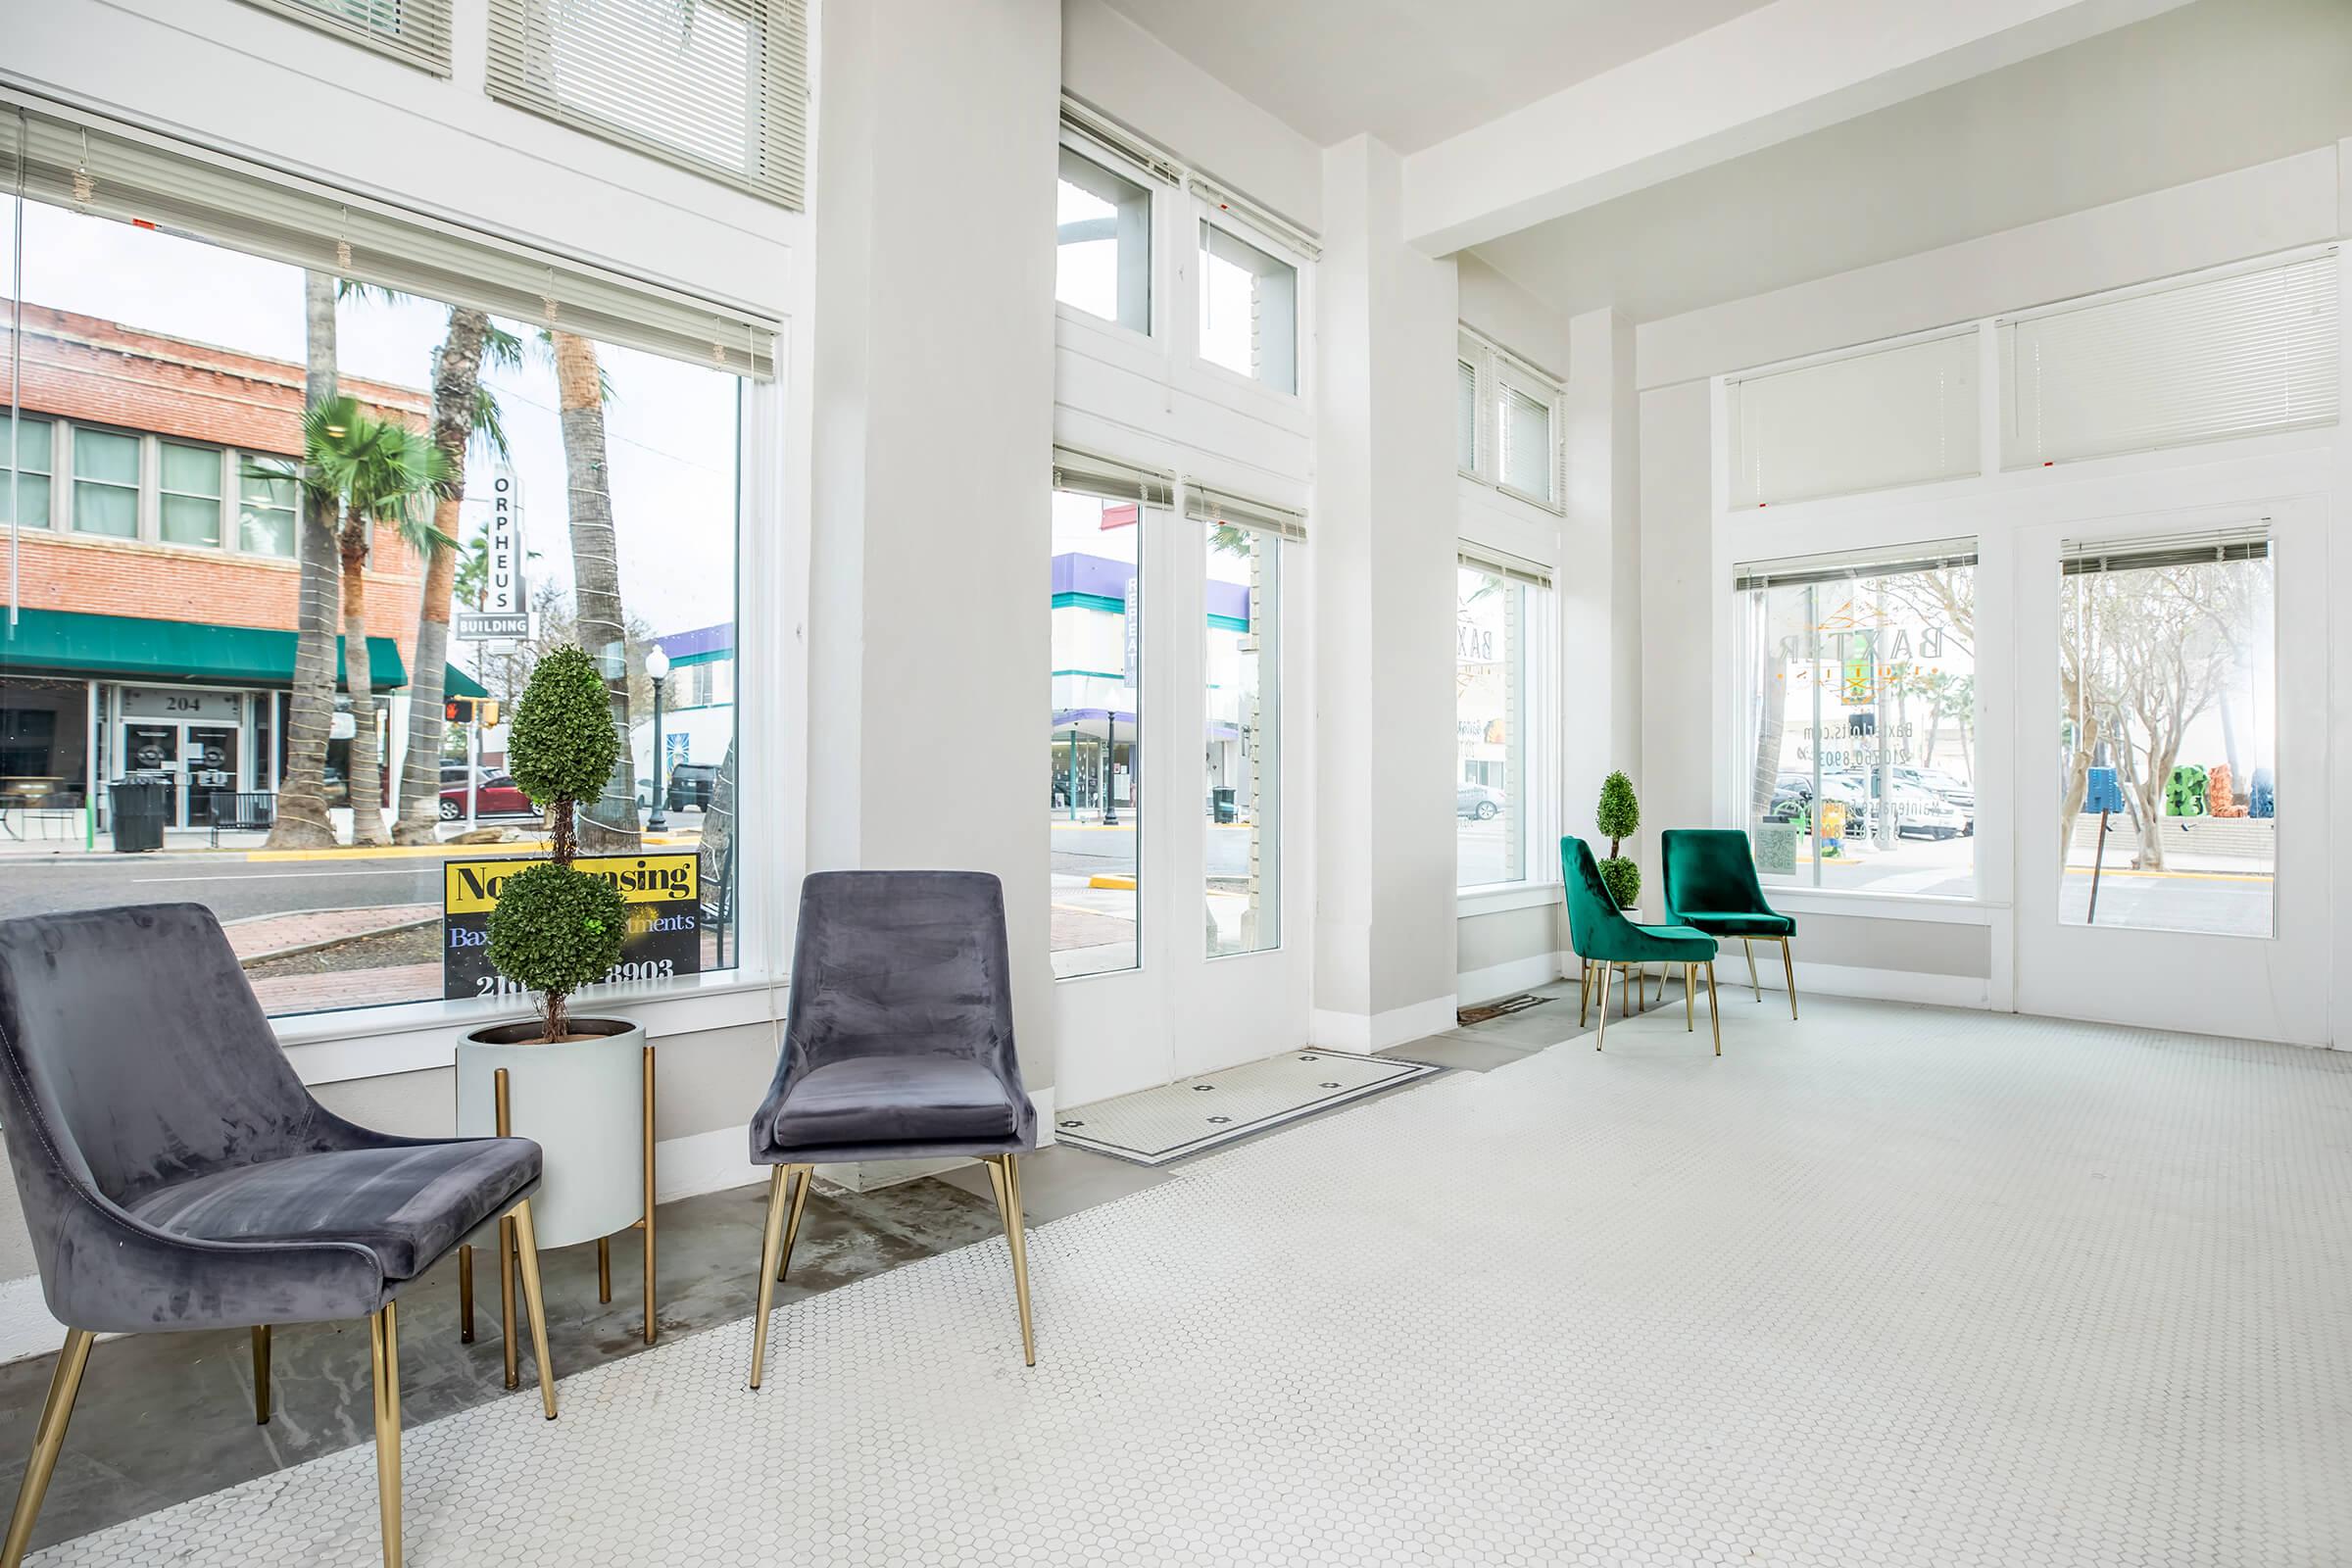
[489,644,627,1040]
[1595,769,1642,909]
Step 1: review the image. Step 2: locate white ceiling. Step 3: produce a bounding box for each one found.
[1471,0,2352,324]
[1096,0,1775,153]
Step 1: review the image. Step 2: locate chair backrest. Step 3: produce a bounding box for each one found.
[782,871,1020,1079]
[0,904,328,1206]
[1561,837,1638,962]
[1660,829,1770,922]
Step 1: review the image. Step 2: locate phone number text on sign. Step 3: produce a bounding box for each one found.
[442,853,702,1001]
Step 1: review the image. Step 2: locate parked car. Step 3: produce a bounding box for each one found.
[439,771,536,820]
[663,762,720,812]
[1894,766,1975,834]
[1456,784,1504,820]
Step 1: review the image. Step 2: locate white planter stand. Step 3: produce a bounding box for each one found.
[455,1018,659,1378]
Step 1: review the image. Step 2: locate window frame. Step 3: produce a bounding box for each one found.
[68,423,143,538]
[1456,327,1565,516]
[1054,144,1155,341]
[1453,549,1556,895]
[231,0,455,76]
[1193,204,1309,405]
[1,414,57,530]
[158,439,229,550]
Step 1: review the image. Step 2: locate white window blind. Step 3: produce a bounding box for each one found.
[1456,358,1479,473]
[1733,538,1980,593]
[1053,446,1173,507]
[2002,251,2338,469]
[487,0,808,211]
[1185,483,1306,543]
[235,0,453,74]
[1728,331,1979,509]
[2059,525,2269,576]
[0,101,778,377]
[1500,384,1553,504]
[1457,543,1552,590]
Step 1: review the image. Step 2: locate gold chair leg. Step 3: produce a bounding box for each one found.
[2,1327,94,1568]
[369,1301,402,1568]
[749,1164,793,1389]
[1782,937,1798,1020]
[1595,962,1612,1050]
[458,1246,474,1344]
[1685,963,1695,1032]
[498,1213,518,1391]
[986,1155,1037,1367]
[1706,961,1722,1056]
[1744,938,1760,1000]
[252,1325,271,1424]
[597,1237,612,1304]
[509,1200,559,1420]
[642,1043,658,1347]
[774,1164,813,1283]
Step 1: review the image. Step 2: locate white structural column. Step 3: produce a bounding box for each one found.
[1561,309,1643,886]
[1400,0,2192,255]
[1311,136,1462,1051]
[804,0,1060,1088]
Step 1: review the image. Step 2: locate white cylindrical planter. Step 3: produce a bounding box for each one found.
[457,1018,647,1251]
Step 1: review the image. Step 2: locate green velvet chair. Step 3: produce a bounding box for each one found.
[1561,837,1723,1054]
[1660,829,1798,1020]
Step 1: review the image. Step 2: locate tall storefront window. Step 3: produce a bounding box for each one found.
[1049,485,1145,978]
[1734,544,1980,899]
[1456,561,1527,888]
[2059,532,2275,937]
[1202,519,1280,956]
[1,180,746,1019]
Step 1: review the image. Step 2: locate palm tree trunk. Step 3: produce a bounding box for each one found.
[552,330,640,851]
[268,270,343,848]
[340,525,386,848]
[392,309,490,845]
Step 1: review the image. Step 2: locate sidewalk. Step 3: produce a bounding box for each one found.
[0,826,703,863]
[223,904,442,963]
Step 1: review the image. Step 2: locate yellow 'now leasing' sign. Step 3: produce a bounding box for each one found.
[441,853,702,1000]
[442,854,699,914]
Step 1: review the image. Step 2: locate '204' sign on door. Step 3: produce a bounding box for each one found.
[441,853,702,1000]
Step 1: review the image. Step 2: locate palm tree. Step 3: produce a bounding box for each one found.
[267,270,344,848]
[391,312,524,844]
[293,396,452,850]
[550,328,641,850]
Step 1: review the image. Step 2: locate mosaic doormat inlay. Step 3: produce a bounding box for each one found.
[1052,1049,1440,1166]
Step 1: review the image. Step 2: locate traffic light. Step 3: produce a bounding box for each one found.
[444,697,501,727]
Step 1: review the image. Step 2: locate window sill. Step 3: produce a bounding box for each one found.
[1457,881,1561,918]
[1764,887,2002,926]
[276,968,779,1087]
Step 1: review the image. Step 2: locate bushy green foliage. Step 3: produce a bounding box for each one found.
[509,644,618,816]
[1595,770,1642,909]
[487,864,626,1036]
[1597,856,1642,910]
[1596,770,1641,846]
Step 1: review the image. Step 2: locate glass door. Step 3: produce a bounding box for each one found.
[183,724,241,827]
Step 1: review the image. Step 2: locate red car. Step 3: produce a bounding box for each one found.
[438,772,537,820]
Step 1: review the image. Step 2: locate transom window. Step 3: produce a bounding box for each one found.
[1200,220,1298,395]
[1056,148,1152,334]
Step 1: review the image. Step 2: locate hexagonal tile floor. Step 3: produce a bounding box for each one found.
[31,997,2352,1565]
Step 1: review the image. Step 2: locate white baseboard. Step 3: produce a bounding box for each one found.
[0,1088,1064,1367]
[1310,996,1460,1053]
[1733,957,1988,1009]
[1455,952,1570,1007]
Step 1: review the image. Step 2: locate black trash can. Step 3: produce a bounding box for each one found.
[109,778,171,854]
[1211,787,1238,824]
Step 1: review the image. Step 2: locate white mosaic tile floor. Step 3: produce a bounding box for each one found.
[1054,1048,1440,1164]
[34,997,2352,1566]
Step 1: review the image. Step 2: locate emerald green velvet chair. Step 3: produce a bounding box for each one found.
[1561,837,1722,1054]
[1660,828,1798,1020]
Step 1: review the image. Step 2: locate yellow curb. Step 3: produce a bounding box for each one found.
[1087,874,1138,890]
[246,834,698,863]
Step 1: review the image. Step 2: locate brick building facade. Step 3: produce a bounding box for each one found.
[1,301,437,829]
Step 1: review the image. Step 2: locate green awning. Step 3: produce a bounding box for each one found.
[0,608,407,688]
[445,665,489,699]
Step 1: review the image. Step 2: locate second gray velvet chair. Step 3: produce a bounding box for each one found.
[747,870,1038,1389]
[0,904,558,1568]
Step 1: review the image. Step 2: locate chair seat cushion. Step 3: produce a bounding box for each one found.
[1672,909,1795,938]
[1626,921,1721,960]
[125,1138,540,1282]
[770,1055,1020,1152]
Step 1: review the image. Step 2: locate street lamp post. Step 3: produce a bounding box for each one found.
[644,645,670,832]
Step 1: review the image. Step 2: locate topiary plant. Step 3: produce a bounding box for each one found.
[1595,769,1642,909]
[489,644,628,1040]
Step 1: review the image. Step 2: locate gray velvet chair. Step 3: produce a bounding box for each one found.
[0,904,559,1568]
[747,870,1038,1389]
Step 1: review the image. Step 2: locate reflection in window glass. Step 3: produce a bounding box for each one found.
[1050,489,1143,978]
[1056,148,1152,333]
[1736,554,1979,897]
[1204,521,1279,956]
[1500,385,1552,502]
[1456,564,1525,887]
[1,195,744,1018]
[1200,220,1297,394]
[2,416,53,527]
[2059,536,2274,936]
